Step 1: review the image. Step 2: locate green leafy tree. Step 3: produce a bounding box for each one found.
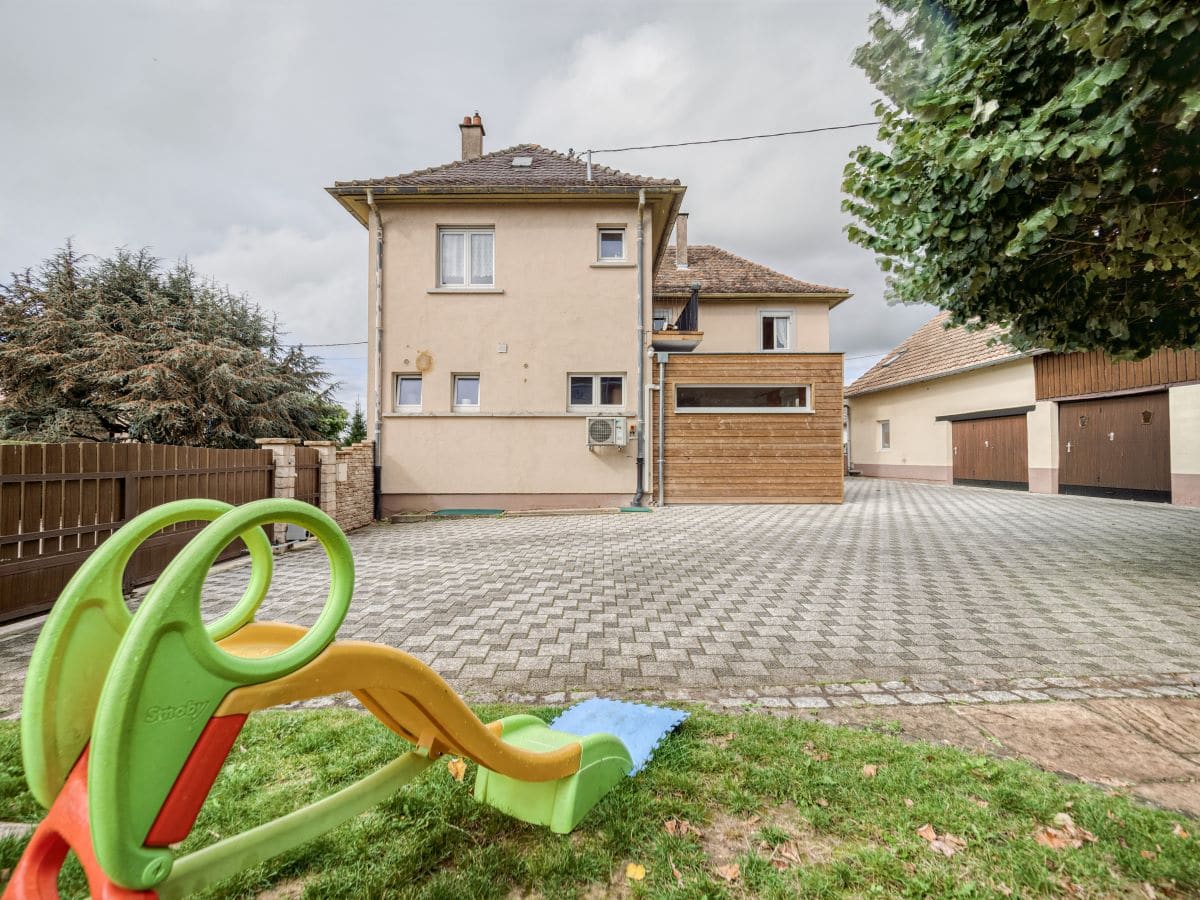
[0,243,340,447]
[316,402,349,444]
[843,0,1200,356]
[344,401,367,445]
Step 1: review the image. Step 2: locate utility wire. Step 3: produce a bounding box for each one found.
[288,340,368,348]
[588,121,881,155]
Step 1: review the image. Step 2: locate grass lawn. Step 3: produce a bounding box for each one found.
[1,705,1196,898]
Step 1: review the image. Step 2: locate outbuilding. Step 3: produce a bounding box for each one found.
[846,312,1200,507]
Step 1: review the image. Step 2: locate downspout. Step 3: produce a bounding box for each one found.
[367,188,384,521]
[657,352,667,506]
[631,188,647,507]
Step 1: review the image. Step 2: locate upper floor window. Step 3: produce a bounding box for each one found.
[453,374,481,410]
[597,227,626,261]
[759,311,792,351]
[569,374,625,411]
[395,374,422,411]
[439,228,494,287]
[652,308,673,331]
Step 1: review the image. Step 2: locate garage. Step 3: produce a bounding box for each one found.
[1058,392,1171,502]
[950,414,1029,489]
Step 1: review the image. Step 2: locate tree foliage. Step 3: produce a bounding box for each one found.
[345,401,367,446]
[843,0,1200,356]
[0,243,343,448]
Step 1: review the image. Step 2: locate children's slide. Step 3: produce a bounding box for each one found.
[5,499,686,899]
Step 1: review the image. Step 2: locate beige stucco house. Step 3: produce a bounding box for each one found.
[847,312,1200,507]
[327,115,851,513]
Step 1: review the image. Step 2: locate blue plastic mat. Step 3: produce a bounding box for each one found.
[551,698,688,775]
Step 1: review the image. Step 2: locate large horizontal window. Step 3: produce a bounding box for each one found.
[675,384,811,413]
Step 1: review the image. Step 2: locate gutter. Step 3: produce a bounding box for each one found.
[366,188,384,521]
[632,188,648,507]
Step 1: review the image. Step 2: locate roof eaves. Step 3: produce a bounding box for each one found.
[846,352,1031,398]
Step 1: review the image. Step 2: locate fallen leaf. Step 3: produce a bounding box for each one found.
[743,815,761,828]
[904,797,914,808]
[916,823,966,857]
[447,758,467,782]
[971,796,989,809]
[862,764,879,778]
[815,797,829,808]
[1173,823,1191,840]
[1141,883,1157,899]
[625,863,646,882]
[664,818,701,837]
[715,863,740,882]
[996,883,1013,897]
[673,865,683,882]
[1034,812,1097,851]
[1141,850,1157,860]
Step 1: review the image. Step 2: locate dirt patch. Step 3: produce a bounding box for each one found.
[702,802,842,870]
[258,876,314,899]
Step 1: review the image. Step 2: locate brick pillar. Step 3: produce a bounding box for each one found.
[304,441,340,523]
[256,438,299,543]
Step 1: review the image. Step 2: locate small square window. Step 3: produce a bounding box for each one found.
[568,374,625,411]
[598,228,625,261]
[569,375,593,406]
[395,375,422,410]
[454,375,480,409]
[652,308,671,331]
[880,420,891,450]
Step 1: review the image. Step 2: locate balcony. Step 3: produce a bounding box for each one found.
[651,284,702,352]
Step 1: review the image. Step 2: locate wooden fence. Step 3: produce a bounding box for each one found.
[0,443,279,623]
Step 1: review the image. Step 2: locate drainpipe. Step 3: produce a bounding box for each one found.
[367,188,384,521]
[631,189,647,507]
[843,400,852,476]
[657,351,667,506]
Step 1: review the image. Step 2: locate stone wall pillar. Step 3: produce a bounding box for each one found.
[255,438,299,543]
[304,441,340,522]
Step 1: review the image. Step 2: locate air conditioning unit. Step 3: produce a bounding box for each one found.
[586,416,628,448]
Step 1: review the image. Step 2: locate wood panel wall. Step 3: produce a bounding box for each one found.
[1035,349,1200,401]
[0,443,274,621]
[660,353,844,504]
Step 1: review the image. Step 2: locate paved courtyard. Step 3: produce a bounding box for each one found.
[2,479,1199,712]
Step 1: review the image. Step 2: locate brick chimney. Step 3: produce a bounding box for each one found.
[674,213,689,269]
[459,111,485,161]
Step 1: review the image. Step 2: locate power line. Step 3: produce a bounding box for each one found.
[588,121,881,155]
[288,340,368,348]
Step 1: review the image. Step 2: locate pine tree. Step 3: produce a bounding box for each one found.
[0,242,341,448]
[345,401,367,446]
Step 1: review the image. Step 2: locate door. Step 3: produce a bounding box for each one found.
[1058,392,1170,501]
[952,415,1029,489]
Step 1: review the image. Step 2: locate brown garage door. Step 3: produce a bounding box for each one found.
[1058,392,1170,502]
[952,415,1029,489]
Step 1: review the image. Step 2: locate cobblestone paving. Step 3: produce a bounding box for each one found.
[2,479,1199,714]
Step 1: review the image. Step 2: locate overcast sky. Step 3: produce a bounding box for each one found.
[1,0,935,409]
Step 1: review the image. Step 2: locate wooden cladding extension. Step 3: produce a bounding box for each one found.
[1035,348,1200,401]
[661,353,844,504]
[0,443,275,622]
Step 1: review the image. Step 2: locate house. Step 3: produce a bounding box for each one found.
[846,311,1200,507]
[327,114,850,514]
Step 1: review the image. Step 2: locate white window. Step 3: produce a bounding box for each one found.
[652,308,672,331]
[439,228,494,287]
[675,384,812,414]
[759,311,792,351]
[880,420,891,450]
[597,227,625,261]
[568,374,625,411]
[395,374,422,410]
[453,374,480,410]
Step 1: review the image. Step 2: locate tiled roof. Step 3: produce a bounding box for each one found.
[331,144,681,191]
[654,245,849,297]
[846,311,1025,397]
